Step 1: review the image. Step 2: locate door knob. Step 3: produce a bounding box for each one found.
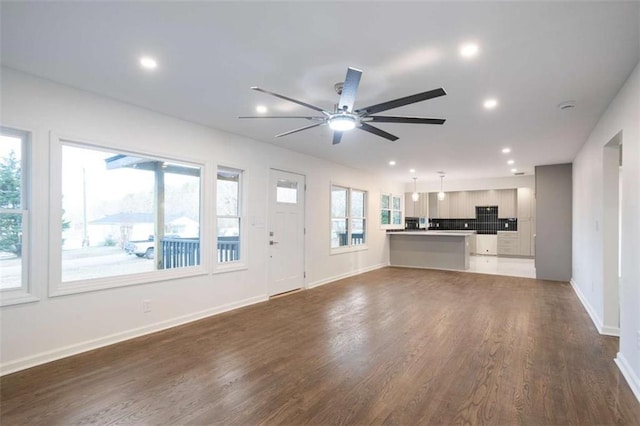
[269,240,279,245]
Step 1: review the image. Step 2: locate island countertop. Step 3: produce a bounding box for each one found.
[387,231,472,270]
[387,230,476,237]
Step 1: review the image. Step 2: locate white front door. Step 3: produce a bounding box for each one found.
[268,169,305,296]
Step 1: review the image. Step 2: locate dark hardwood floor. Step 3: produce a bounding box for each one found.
[2,267,639,425]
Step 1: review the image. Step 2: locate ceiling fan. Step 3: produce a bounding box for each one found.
[239,67,447,145]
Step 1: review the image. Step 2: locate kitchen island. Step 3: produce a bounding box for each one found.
[387,231,474,271]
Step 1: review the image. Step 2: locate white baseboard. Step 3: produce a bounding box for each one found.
[615,352,640,403]
[307,263,388,289]
[569,278,619,337]
[0,295,267,376]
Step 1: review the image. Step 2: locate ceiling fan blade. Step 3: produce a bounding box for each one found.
[338,67,362,113]
[332,131,343,145]
[358,123,399,141]
[355,88,447,115]
[251,87,329,114]
[239,116,324,120]
[275,122,324,138]
[369,116,446,125]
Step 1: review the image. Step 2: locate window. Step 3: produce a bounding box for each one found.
[276,179,298,204]
[217,167,242,263]
[0,127,34,305]
[56,141,202,290]
[331,185,367,250]
[381,193,402,228]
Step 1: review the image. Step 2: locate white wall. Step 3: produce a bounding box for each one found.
[572,61,640,400]
[0,68,403,374]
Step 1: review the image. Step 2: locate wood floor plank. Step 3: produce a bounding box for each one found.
[2,267,639,425]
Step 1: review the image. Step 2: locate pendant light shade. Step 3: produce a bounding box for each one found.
[411,177,419,202]
[438,174,446,200]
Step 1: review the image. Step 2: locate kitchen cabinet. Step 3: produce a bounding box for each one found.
[405,192,428,217]
[498,189,517,218]
[436,194,450,218]
[427,188,517,219]
[476,235,497,255]
[497,231,520,256]
[517,187,532,219]
[518,220,531,256]
[405,192,415,217]
[448,192,460,218]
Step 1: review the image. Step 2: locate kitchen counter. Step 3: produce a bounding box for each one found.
[388,231,471,270]
[388,230,476,236]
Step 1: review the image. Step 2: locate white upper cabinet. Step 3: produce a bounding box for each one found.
[405,192,415,217]
[427,188,518,219]
[498,189,517,218]
[517,187,532,219]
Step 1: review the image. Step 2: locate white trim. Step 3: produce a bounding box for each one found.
[614,352,640,403]
[48,132,209,297]
[307,262,388,289]
[0,295,267,376]
[569,278,620,337]
[330,244,369,255]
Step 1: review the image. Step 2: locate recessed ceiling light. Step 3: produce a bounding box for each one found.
[511,168,518,173]
[139,56,158,70]
[460,43,479,58]
[507,160,515,165]
[256,105,268,114]
[409,168,416,173]
[483,98,498,109]
[388,160,396,166]
[502,148,511,154]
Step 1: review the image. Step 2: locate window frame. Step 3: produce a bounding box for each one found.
[330,183,368,254]
[0,126,37,306]
[215,165,247,272]
[380,192,403,230]
[48,133,209,297]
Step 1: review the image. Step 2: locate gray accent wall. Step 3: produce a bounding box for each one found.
[535,163,572,281]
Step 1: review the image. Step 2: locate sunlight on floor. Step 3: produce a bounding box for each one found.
[468,255,536,278]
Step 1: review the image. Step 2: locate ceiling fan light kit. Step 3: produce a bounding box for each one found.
[240,67,446,145]
[328,115,357,131]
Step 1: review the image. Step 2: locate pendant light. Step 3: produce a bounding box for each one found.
[411,177,419,202]
[437,173,446,201]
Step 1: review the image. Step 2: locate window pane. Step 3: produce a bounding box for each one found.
[0,135,22,209]
[381,210,390,225]
[393,211,402,225]
[165,171,200,238]
[381,194,390,210]
[61,144,202,282]
[352,218,365,245]
[276,179,298,204]
[217,170,239,216]
[393,196,401,211]
[351,190,365,218]
[217,218,240,262]
[0,213,22,289]
[331,186,347,218]
[331,218,348,248]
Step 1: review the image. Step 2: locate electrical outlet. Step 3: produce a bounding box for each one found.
[142,299,151,313]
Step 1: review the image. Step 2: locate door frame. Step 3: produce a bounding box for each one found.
[267,167,307,295]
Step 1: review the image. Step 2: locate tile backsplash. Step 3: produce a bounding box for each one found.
[428,206,517,234]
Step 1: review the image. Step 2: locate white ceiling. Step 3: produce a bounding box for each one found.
[1,1,638,184]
